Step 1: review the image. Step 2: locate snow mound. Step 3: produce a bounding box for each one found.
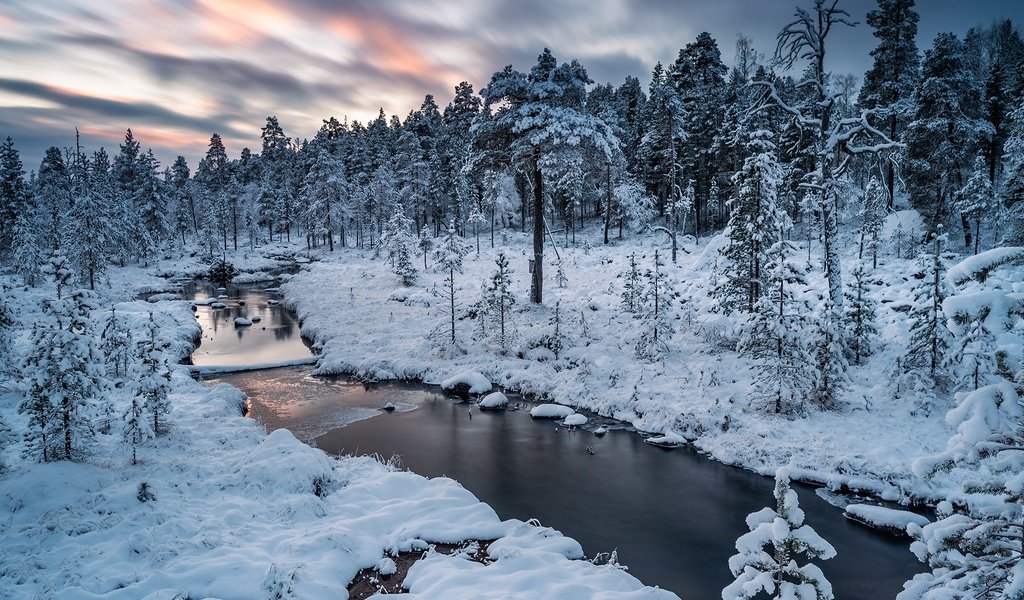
[643,430,686,448]
[146,292,182,302]
[234,317,252,327]
[478,392,509,410]
[844,504,929,536]
[233,271,275,284]
[228,428,335,495]
[525,347,557,362]
[441,370,492,394]
[530,404,575,419]
[563,414,588,426]
[192,298,218,306]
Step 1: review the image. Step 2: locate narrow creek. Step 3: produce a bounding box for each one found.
[189,281,925,599]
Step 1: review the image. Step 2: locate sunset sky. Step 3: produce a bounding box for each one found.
[1,0,1022,168]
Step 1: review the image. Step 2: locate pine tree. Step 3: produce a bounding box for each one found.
[723,469,836,600]
[433,222,472,344]
[20,280,104,462]
[67,144,110,290]
[123,393,145,465]
[482,251,516,350]
[812,299,852,407]
[620,253,642,314]
[137,312,172,436]
[904,232,955,382]
[1003,102,1024,244]
[10,206,43,286]
[955,156,994,255]
[36,146,69,251]
[715,128,786,314]
[417,224,434,270]
[301,148,345,252]
[860,177,886,269]
[635,250,673,360]
[737,236,816,414]
[100,308,134,382]
[0,286,15,374]
[844,264,879,366]
[0,136,27,256]
[380,204,418,286]
[859,0,921,210]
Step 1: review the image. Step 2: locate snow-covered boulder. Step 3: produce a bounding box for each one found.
[193,298,218,306]
[210,302,227,309]
[530,404,575,419]
[478,392,509,410]
[233,271,275,284]
[234,317,252,327]
[251,315,262,323]
[268,299,280,306]
[563,414,588,427]
[843,504,930,537]
[441,370,491,397]
[643,430,685,448]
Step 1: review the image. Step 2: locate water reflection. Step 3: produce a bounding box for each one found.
[183,281,313,366]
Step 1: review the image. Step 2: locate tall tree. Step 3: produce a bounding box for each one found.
[433,221,472,345]
[0,137,27,255]
[859,0,921,210]
[473,48,618,303]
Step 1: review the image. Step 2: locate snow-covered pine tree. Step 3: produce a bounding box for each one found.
[844,264,879,366]
[955,155,994,255]
[433,221,472,345]
[737,236,816,414]
[715,128,785,315]
[20,284,104,462]
[41,251,74,300]
[10,207,43,286]
[68,144,110,290]
[482,251,516,350]
[812,299,852,408]
[301,148,345,252]
[123,392,145,465]
[418,224,433,270]
[36,146,69,251]
[723,468,836,600]
[952,313,996,392]
[467,206,486,254]
[137,312,172,436]
[380,204,418,286]
[100,307,134,382]
[860,177,886,269]
[621,253,642,315]
[635,249,674,360]
[0,136,27,256]
[1003,101,1024,245]
[0,286,14,374]
[904,232,955,383]
[137,149,168,255]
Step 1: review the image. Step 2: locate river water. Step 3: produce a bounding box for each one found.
[195,283,924,599]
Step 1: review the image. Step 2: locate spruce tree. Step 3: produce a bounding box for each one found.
[482,251,516,350]
[380,204,418,286]
[635,250,673,360]
[620,253,642,315]
[844,264,879,366]
[723,469,836,600]
[100,308,134,382]
[11,207,43,286]
[904,232,955,382]
[68,145,110,290]
[956,156,994,255]
[860,177,886,269]
[737,236,815,414]
[859,0,921,210]
[433,222,472,344]
[0,136,27,255]
[137,313,171,436]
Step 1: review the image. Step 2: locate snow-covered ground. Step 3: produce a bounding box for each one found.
[0,246,677,599]
[281,225,968,504]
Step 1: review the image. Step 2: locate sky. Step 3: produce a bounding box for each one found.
[1,0,1023,169]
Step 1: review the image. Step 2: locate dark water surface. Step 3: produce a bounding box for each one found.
[198,285,923,599]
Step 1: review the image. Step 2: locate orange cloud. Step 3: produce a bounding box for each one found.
[327,13,459,85]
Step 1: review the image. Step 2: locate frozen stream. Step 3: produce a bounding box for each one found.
[192,283,924,598]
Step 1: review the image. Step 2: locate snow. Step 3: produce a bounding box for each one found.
[530,404,576,419]
[187,356,320,375]
[0,252,676,600]
[441,370,492,394]
[946,246,1024,285]
[843,504,930,534]
[478,392,509,410]
[563,413,588,426]
[232,271,276,284]
[643,430,686,448]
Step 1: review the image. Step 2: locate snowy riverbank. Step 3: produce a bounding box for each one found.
[0,250,677,599]
[281,227,961,505]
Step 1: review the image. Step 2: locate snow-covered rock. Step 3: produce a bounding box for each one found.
[234,317,252,327]
[563,413,588,426]
[843,504,930,536]
[478,392,509,410]
[210,302,227,309]
[267,299,280,306]
[644,430,686,448]
[530,404,575,419]
[251,315,262,323]
[441,370,491,396]
[233,271,275,284]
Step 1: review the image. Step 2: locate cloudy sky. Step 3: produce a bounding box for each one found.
[1,0,1022,168]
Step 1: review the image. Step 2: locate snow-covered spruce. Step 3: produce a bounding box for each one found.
[722,468,836,600]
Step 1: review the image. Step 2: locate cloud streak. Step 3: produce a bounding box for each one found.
[0,0,1021,168]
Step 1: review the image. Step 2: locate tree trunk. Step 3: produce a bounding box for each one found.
[604,163,612,244]
[531,157,544,304]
